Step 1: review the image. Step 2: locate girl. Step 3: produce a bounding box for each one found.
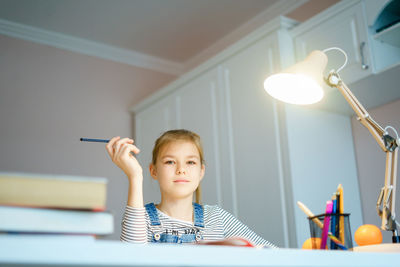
[106,129,276,247]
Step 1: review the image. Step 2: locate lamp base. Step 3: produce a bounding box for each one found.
[352,243,400,252]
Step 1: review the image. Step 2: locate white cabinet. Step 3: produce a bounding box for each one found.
[290,0,400,80]
[219,31,294,247]
[365,0,400,73]
[290,1,372,91]
[174,69,225,206]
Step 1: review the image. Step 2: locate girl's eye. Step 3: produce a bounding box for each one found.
[165,160,174,164]
[187,161,196,165]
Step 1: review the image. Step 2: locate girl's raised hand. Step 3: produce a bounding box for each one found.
[106,136,143,181]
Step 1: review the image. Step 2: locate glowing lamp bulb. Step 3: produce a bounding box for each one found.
[264,73,324,105]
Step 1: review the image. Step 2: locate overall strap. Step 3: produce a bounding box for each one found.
[145,203,161,226]
[193,203,204,228]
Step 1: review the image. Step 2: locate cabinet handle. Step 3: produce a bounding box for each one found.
[360,42,369,70]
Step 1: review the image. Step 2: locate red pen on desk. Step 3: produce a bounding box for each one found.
[320,200,333,249]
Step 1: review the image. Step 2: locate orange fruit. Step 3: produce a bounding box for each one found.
[354,224,383,246]
[302,237,322,249]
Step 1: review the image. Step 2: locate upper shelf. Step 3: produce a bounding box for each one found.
[370,0,400,47]
[374,21,400,47]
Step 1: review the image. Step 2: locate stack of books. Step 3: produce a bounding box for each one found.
[0,172,113,239]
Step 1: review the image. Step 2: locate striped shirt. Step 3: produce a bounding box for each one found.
[121,204,277,248]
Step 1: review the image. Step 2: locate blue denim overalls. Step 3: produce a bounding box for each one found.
[145,202,204,244]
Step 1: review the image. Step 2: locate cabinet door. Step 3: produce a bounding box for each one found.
[291,1,372,88]
[135,96,177,204]
[221,34,287,247]
[175,69,225,206]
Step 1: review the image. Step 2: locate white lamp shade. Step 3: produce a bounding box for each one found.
[264,50,328,105]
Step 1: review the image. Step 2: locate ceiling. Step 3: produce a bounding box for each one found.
[0,0,338,75]
[1,0,397,114]
[0,0,276,61]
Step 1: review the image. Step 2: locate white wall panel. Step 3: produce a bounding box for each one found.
[135,96,177,204]
[221,35,287,247]
[176,70,222,206]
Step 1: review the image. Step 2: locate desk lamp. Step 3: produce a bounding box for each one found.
[264,48,400,243]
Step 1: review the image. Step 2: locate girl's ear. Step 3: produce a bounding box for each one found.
[149,163,157,180]
[200,164,205,181]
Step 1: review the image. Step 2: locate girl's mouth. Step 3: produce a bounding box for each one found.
[173,179,189,183]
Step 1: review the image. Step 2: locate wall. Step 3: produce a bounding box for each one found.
[351,98,400,243]
[0,34,175,240]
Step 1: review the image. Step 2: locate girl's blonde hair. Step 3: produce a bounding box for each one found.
[152,129,204,203]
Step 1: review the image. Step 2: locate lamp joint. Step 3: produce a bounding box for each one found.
[326,71,341,86]
[383,134,398,152]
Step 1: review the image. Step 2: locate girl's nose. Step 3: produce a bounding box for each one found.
[176,164,186,174]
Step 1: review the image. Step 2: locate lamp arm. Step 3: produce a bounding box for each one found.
[326,72,386,151]
[326,71,399,234]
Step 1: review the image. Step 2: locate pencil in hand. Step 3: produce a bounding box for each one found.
[80,138,110,143]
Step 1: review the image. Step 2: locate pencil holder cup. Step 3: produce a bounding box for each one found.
[308,213,352,250]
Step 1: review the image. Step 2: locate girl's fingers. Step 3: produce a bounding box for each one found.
[106,137,138,163]
[114,138,130,156]
[114,140,139,159]
[106,136,121,149]
[106,136,120,157]
[132,145,140,154]
[120,144,140,158]
[128,144,141,155]
[116,138,134,145]
[114,138,133,152]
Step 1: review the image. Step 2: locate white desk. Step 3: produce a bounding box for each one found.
[0,236,399,267]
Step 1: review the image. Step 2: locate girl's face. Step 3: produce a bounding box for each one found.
[150,140,205,200]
